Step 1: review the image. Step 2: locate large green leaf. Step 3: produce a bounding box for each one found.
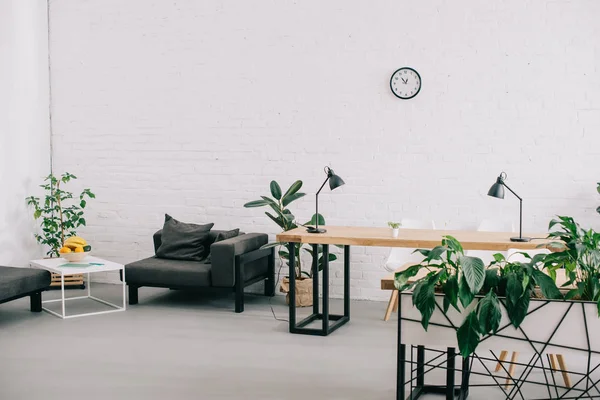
[443,235,464,255]
[459,255,485,294]
[282,192,306,207]
[265,212,285,229]
[597,298,600,317]
[305,213,326,226]
[395,264,424,291]
[532,270,563,300]
[426,246,447,262]
[506,293,530,328]
[244,199,269,208]
[412,276,437,330]
[506,272,523,306]
[478,291,502,335]
[282,180,303,201]
[483,268,499,293]
[443,274,460,312]
[459,274,475,308]
[270,181,282,200]
[457,311,481,357]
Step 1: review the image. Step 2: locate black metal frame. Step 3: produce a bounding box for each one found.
[127,247,275,313]
[0,289,44,312]
[287,243,350,336]
[396,291,600,399]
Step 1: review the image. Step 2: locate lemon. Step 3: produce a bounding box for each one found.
[59,247,72,254]
[74,247,84,253]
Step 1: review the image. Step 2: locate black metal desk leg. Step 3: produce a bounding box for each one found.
[344,245,350,317]
[397,296,405,400]
[286,242,349,336]
[447,348,456,400]
[322,244,330,334]
[288,242,296,332]
[312,244,319,315]
[417,345,425,387]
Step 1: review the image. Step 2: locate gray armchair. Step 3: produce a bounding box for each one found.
[124,229,275,313]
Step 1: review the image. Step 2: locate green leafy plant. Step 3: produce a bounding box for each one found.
[395,236,562,357]
[243,180,336,278]
[542,216,600,312]
[388,221,401,229]
[26,173,95,257]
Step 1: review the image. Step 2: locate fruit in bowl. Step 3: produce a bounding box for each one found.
[59,236,92,262]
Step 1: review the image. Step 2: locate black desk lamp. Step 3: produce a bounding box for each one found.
[306,167,345,233]
[487,172,530,242]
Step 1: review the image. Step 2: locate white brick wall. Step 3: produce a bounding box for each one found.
[48,0,600,300]
[0,0,50,266]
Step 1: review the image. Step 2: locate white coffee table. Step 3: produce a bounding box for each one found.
[30,256,126,319]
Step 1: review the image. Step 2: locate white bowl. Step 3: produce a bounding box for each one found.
[60,251,91,263]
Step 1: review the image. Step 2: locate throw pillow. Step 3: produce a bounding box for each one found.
[156,214,214,261]
[204,228,240,264]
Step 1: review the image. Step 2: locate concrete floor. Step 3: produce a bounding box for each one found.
[0,284,574,400]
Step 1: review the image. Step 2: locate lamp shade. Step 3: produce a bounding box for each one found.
[487,177,505,199]
[328,172,345,190]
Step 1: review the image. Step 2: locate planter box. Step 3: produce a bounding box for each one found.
[397,292,600,399]
[400,293,600,355]
[49,272,85,289]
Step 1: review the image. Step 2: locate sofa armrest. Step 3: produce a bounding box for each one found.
[210,233,268,287]
[153,230,163,253]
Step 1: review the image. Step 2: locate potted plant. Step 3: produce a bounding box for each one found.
[26,172,95,288]
[244,180,336,307]
[394,234,565,357]
[388,221,401,238]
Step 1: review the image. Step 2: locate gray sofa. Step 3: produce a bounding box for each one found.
[0,266,51,311]
[124,229,275,312]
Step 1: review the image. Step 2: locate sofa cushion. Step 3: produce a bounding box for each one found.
[125,257,212,288]
[0,266,51,302]
[156,214,214,261]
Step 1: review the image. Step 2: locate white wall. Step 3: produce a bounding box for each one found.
[0,1,51,266]
[49,1,600,299]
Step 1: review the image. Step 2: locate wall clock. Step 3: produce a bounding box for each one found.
[390,67,421,99]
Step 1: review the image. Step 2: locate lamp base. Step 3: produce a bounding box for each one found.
[510,236,531,242]
[306,227,327,234]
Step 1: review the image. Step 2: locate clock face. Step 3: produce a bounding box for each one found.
[390,67,421,99]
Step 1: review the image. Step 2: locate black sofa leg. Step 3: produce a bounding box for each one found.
[30,292,42,312]
[128,285,139,305]
[235,255,244,313]
[235,286,244,313]
[265,247,276,297]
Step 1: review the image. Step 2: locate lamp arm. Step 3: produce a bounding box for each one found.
[501,182,522,201]
[314,176,330,231]
[315,176,330,197]
[503,181,523,239]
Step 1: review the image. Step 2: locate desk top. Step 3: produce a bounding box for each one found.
[276,226,551,251]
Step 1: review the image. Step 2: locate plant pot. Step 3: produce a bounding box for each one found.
[280,277,313,307]
[392,228,400,238]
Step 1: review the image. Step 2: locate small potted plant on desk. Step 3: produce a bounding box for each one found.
[388,221,401,238]
[26,172,95,289]
[244,180,336,307]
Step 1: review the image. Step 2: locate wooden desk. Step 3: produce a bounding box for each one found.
[277,226,550,251]
[276,226,549,336]
[277,226,552,398]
